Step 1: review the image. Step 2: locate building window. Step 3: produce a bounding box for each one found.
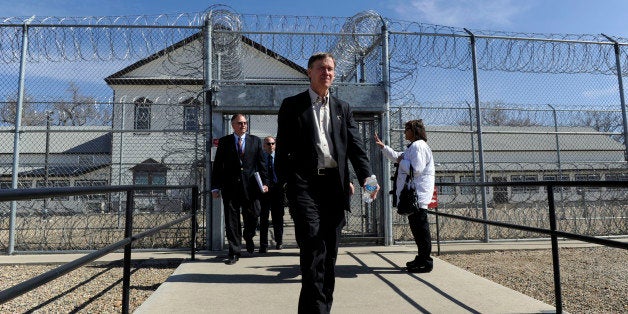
[134,97,152,130]
[542,174,570,192]
[130,159,168,195]
[75,180,108,200]
[181,97,200,131]
[1,181,31,189]
[511,175,538,194]
[435,176,455,195]
[492,176,508,204]
[605,173,628,190]
[36,180,70,200]
[606,173,628,181]
[459,175,477,195]
[575,173,601,192]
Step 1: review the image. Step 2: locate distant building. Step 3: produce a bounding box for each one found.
[0,126,111,212]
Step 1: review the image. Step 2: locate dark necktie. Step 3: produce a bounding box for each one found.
[268,154,276,183]
[237,136,243,157]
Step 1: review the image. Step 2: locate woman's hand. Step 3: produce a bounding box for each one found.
[374,133,385,149]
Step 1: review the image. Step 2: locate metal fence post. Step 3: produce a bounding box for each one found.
[464,28,490,243]
[381,19,393,246]
[601,34,628,161]
[8,16,34,255]
[122,189,134,314]
[547,184,563,313]
[191,186,198,260]
[466,101,481,217]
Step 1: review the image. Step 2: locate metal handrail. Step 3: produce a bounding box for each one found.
[431,180,628,314]
[0,184,199,314]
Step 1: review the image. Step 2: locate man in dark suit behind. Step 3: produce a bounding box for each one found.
[212,114,268,265]
[259,136,286,253]
[275,52,379,313]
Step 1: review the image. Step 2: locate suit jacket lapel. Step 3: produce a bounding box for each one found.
[301,92,317,141]
[230,134,239,159]
[329,97,341,153]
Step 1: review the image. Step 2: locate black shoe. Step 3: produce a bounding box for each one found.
[259,246,268,253]
[225,256,239,265]
[406,257,420,268]
[407,264,432,273]
[275,244,283,250]
[246,241,255,254]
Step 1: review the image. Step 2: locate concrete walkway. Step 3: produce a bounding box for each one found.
[134,243,561,313]
[2,238,606,313]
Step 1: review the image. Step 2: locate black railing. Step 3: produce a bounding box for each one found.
[431,180,628,314]
[0,184,199,314]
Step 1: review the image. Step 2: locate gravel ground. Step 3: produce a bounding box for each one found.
[1,246,626,313]
[0,260,181,313]
[439,246,628,314]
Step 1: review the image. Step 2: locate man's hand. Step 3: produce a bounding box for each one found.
[363,183,380,201]
[212,190,220,199]
[262,185,269,193]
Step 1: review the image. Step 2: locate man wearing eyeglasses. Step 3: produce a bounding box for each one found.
[258,136,286,253]
[211,114,269,265]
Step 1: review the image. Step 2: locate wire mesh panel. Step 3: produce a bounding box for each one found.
[1,8,627,251]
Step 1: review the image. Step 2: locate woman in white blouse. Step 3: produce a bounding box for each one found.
[375,119,435,273]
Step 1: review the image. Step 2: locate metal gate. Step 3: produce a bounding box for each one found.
[214,113,384,244]
[344,115,383,242]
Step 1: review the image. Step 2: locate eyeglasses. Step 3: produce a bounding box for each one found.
[265,142,276,145]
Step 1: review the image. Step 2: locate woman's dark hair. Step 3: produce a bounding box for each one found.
[405,119,428,142]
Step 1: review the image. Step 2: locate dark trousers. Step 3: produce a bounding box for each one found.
[408,208,433,267]
[223,196,258,257]
[260,185,285,248]
[290,170,345,314]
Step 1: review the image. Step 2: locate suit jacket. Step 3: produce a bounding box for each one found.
[275,90,372,211]
[211,133,268,202]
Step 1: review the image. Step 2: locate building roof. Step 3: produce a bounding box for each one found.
[104,32,307,86]
[0,126,112,154]
[424,126,626,169]
[14,164,110,177]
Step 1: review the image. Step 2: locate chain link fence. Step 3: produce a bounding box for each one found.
[1,7,627,251]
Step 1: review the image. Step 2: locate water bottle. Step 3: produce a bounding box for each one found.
[362,175,378,203]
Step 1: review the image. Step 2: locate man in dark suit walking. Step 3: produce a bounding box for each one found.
[259,136,286,253]
[212,114,268,265]
[275,52,379,313]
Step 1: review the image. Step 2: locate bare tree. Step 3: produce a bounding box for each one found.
[573,110,624,143]
[54,82,111,126]
[459,102,541,127]
[0,91,46,126]
[1,84,111,127]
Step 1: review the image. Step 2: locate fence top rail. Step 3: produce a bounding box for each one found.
[0,185,198,202]
[0,184,198,304]
[437,180,628,188]
[431,210,628,250]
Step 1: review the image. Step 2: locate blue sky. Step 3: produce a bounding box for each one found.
[3,0,628,38]
[1,0,627,113]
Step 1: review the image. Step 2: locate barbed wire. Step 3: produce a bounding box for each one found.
[3,9,628,112]
[2,9,628,72]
